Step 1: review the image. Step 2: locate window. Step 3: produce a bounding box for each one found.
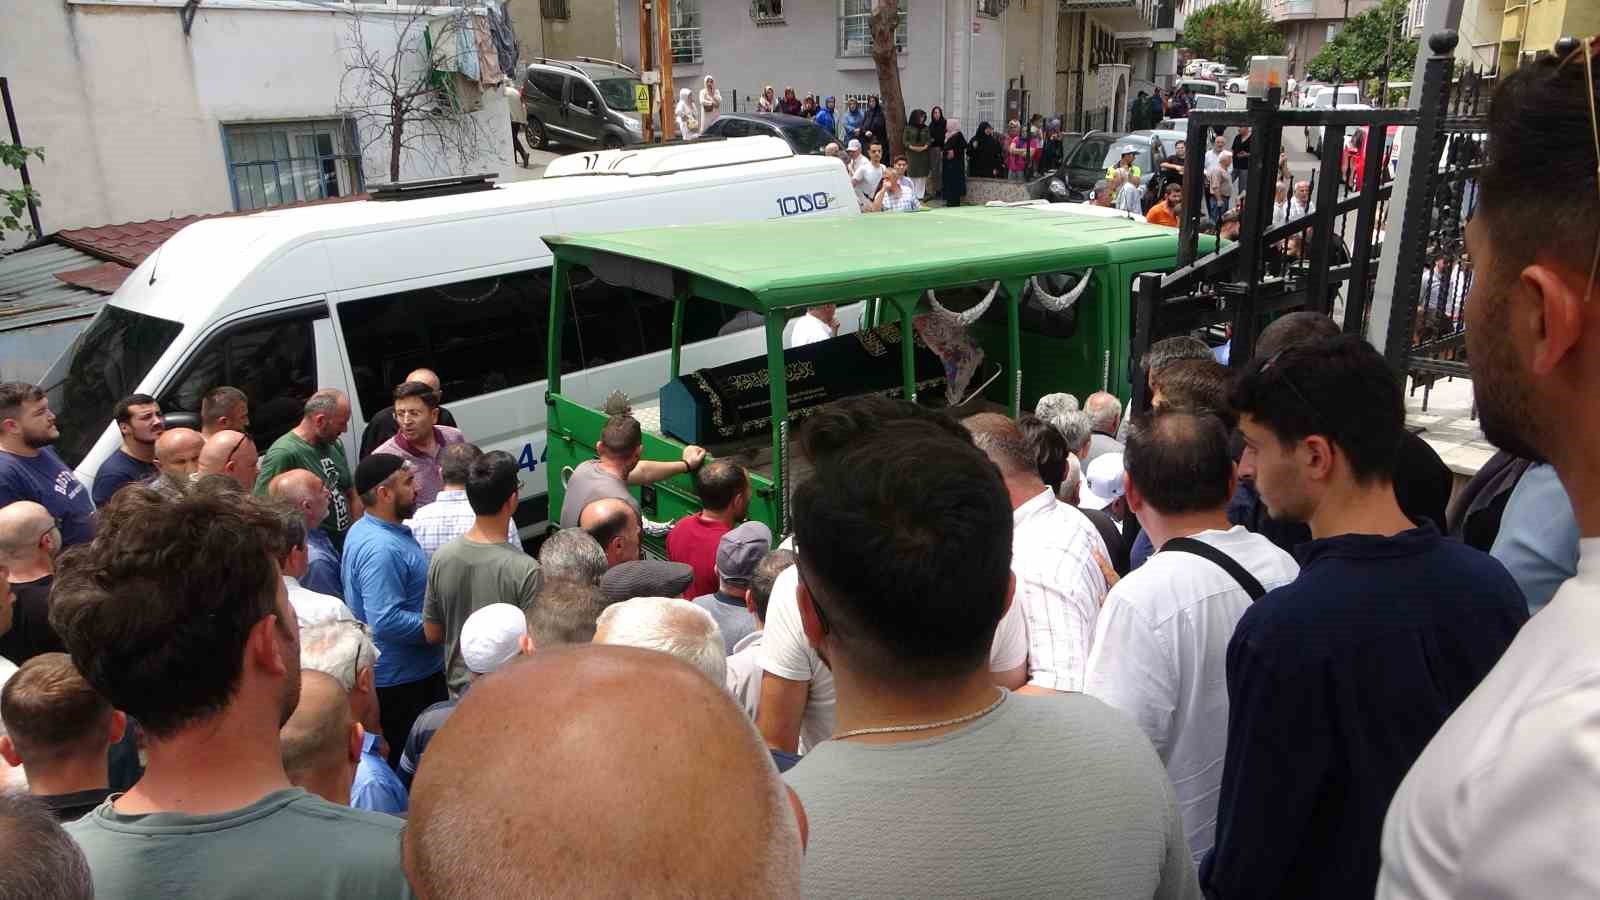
[162,313,319,453]
[526,71,566,103]
[337,270,559,420]
[540,0,570,19]
[751,0,784,23]
[838,0,906,57]
[41,306,183,467]
[223,119,362,211]
[670,0,703,65]
[974,91,998,129]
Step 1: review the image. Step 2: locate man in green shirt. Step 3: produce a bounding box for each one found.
[54,488,412,900]
[255,389,361,548]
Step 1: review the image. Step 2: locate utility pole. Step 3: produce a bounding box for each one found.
[656,0,676,141]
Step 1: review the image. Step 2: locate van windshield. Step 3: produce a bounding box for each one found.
[593,77,643,113]
[39,304,183,467]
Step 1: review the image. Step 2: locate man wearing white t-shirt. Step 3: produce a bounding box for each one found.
[1377,53,1600,899]
[784,305,839,350]
[1086,410,1298,863]
[756,398,1028,753]
[964,413,1109,693]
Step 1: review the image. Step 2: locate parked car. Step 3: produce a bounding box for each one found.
[522,57,645,151]
[1027,130,1171,204]
[699,112,836,155]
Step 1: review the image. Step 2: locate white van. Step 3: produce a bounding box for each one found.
[42,136,859,534]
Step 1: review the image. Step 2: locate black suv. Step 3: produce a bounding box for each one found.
[522,57,645,151]
[699,113,836,155]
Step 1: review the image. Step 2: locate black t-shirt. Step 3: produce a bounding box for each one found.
[358,405,458,459]
[0,576,65,666]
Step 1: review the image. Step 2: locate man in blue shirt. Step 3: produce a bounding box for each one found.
[91,394,164,507]
[1200,335,1527,899]
[0,383,95,546]
[342,453,443,769]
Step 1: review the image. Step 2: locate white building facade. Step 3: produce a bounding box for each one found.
[1,0,516,249]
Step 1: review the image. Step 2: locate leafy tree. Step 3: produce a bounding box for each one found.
[1,141,44,239]
[1307,0,1417,84]
[1180,0,1286,70]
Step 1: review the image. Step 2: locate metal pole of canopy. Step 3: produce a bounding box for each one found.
[889,293,919,403]
[669,295,686,380]
[1005,279,1025,417]
[763,312,791,535]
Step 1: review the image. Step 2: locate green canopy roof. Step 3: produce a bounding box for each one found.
[542,205,1185,312]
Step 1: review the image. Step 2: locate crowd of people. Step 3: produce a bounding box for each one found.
[0,41,1597,900]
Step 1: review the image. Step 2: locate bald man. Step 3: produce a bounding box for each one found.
[359,368,458,459]
[404,645,801,898]
[280,671,362,807]
[195,430,258,491]
[579,497,640,569]
[0,501,65,665]
[269,469,341,598]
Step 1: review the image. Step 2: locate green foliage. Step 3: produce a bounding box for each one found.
[2,142,44,239]
[1180,0,1286,70]
[1306,0,1418,84]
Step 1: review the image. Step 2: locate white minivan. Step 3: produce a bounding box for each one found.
[42,136,859,534]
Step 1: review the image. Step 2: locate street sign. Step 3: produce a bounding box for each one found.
[635,84,651,113]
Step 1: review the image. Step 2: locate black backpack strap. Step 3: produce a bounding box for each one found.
[1160,537,1267,602]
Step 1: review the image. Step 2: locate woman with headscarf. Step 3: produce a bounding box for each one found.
[903,109,931,200]
[816,96,838,135]
[698,76,722,131]
[842,97,865,143]
[674,88,699,140]
[757,85,777,113]
[779,87,802,116]
[970,121,1003,179]
[940,117,967,207]
[927,105,947,199]
[861,95,888,156]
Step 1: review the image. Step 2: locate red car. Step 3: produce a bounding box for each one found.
[1342,125,1400,192]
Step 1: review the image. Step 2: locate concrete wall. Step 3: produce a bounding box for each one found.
[506,0,622,61]
[618,0,1007,122]
[0,1,512,250]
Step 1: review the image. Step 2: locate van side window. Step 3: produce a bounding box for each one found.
[162,313,318,451]
[566,265,729,370]
[527,71,565,103]
[337,269,559,420]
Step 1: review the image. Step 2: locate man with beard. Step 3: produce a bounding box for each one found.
[52,488,408,899]
[254,389,361,549]
[92,394,164,506]
[1377,38,1600,898]
[342,453,444,768]
[1201,335,1527,900]
[0,383,94,546]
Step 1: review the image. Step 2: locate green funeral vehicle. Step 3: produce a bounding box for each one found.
[542,203,1195,543]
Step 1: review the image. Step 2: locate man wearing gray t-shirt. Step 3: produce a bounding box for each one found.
[782,400,1199,899]
[53,488,411,900]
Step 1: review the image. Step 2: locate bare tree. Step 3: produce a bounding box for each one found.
[870,0,907,162]
[338,6,497,183]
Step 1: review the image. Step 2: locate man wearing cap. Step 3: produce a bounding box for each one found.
[667,460,751,599]
[342,453,445,769]
[1106,146,1142,183]
[424,451,542,698]
[692,521,772,654]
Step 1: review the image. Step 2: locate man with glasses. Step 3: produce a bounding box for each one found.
[0,502,67,666]
[1377,37,1600,898]
[0,382,95,547]
[1199,335,1527,900]
[195,429,258,492]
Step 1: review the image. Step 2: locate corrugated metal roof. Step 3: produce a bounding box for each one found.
[0,244,109,334]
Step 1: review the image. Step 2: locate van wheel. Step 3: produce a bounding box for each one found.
[602,134,624,150]
[528,117,548,150]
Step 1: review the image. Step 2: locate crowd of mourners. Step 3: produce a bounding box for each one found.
[0,38,1596,900]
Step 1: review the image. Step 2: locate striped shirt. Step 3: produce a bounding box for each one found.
[404,489,522,560]
[1012,488,1110,691]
